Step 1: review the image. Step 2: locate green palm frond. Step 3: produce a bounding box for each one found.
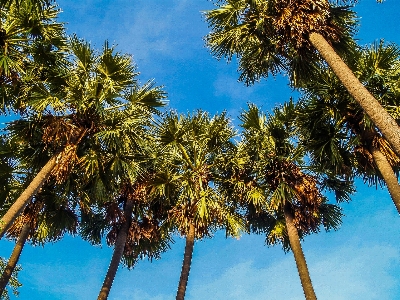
[97,41,137,92]
[239,103,265,131]
[319,202,343,231]
[0,1,65,79]
[34,204,78,244]
[246,186,266,211]
[268,182,294,210]
[126,79,167,109]
[204,1,251,60]
[360,41,400,76]
[25,82,65,113]
[321,176,354,202]
[79,209,109,245]
[266,217,291,252]
[222,208,247,238]
[69,35,95,75]
[156,112,180,143]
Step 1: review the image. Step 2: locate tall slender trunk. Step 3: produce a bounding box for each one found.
[97,199,134,300]
[0,154,58,239]
[309,32,400,158]
[0,222,30,297]
[284,204,317,300]
[176,223,195,300]
[370,145,400,214]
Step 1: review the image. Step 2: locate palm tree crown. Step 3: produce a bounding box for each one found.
[205,0,357,85]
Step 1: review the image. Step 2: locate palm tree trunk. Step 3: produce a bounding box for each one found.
[0,154,58,239]
[0,222,30,297]
[308,32,400,158]
[176,223,195,300]
[97,199,134,300]
[370,145,400,214]
[284,204,317,300]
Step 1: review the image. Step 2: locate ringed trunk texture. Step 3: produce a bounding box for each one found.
[97,199,134,300]
[284,205,317,300]
[0,154,58,239]
[309,32,400,158]
[176,223,195,300]
[0,222,30,297]
[370,145,400,214]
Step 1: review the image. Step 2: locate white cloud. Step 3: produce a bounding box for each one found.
[110,0,208,63]
[213,73,253,102]
[185,242,399,300]
[110,288,171,300]
[311,244,399,300]
[188,258,303,300]
[22,257,108,299]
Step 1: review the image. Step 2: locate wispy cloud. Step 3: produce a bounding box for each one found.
[186,242,399,300]
[22,257,108,299]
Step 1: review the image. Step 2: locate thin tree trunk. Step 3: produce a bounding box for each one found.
[176,223,195,300]
[284,204,317,300]
[370,145,400,214]
[0,154,58,239]
[309,32,400,158]
[0,222,30,297]
[97,199,134,300]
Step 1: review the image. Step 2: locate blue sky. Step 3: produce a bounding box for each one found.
[1,1,400,299]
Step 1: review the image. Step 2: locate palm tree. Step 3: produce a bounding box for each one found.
[297,41,400,213]
[93,176,171,300]
[154,111,244,300]
[78,164,171,300]
[204,0,400,158]
[0,36,167,237]
[67,94,170,300]
[235,103,348,300]
[0,186,78,296]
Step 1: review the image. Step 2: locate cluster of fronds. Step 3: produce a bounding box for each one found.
[205,0,357,85]
[264,160,324,233]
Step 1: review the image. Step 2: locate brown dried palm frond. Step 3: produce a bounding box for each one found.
[41,116,82,148]
[105,226,119,247]
[104,202,125,226]
[6,200,44,239]
[105,177,155,246]
[120,180,150,204]
[264,159,324,233]
[373,135,400,167]
[190,164,211,190]
[270,0,343,54]
[353,133,400,179]
[169,203,211,239]
[105,201,127,246]
[354,144,374,174]
[292,173,324,233]
[124,217,160,256]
